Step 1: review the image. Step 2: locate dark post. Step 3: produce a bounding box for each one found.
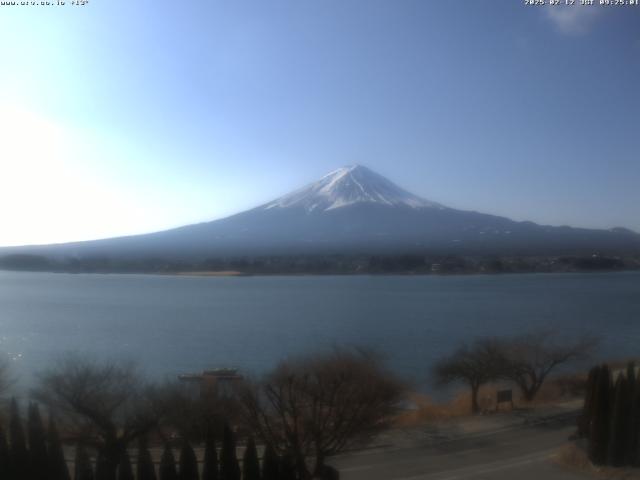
[178,441,199,480]
[136,437,157,480]
[202,435,218,480]
[28,402,49,479]
[242,437,260,480]
[261,444,279,480]
[75,444,95,480]
[117,451,135,480]
[0,426,10,479]
[9,398,29,479]
[159,445,178,480]
[47,415,71,480]
[220,424,240,480]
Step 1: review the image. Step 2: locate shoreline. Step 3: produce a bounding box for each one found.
[172,270,247,277]
[1,268,639,278]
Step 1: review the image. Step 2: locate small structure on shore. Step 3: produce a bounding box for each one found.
[178,368,244,398]
[495,389,514,411]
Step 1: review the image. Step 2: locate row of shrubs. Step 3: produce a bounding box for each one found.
[579,362,640,467]
[1,400,70,480]
[0,400,314,480]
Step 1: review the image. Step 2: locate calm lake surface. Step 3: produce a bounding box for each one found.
[1,271,639,390]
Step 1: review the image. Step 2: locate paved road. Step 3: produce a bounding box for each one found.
[332,418,588,480]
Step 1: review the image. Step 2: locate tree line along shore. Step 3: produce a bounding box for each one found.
[0,252,638,275]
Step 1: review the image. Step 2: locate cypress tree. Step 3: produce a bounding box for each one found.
[579,366,600,438]
[137,437,157,480]
[159,445,178,480]
[9,398,29,480]
[607,374,629,466]
[75,444,95,480]
[589,364,612,465]
[47,415,71,480]
[626,363,637,466]
[242,437,261,480]
[627,362,636,392]
[220,424,240,480]
[95,450,109,480]
[178,441,199,480]
[278,453,296,480]
[632,370,640,466]
[261,444,279,480]
[0,425,10,479]
[28,402,49,480]
[202,436,218,480]
[117,450,135,480]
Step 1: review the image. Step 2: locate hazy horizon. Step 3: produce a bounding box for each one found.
[1,1,639,247]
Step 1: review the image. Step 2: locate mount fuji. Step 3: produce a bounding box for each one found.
[3,165,640,261]
[260,165,445,212]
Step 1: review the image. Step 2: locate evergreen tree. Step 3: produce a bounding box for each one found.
[242,437,261,480]
[626,363,638,465]
[74,444,95,480]
[579,366,599,437]
[627,363,636,393]
[202,436,218,480]
[632,370,640,466]
[220,424,240,480]
[0,425,10,479]
[178,441,199,480]
[9,398,29,480]
[95,451,109,480]
[278,453,296,480]
[117,450,135,480]
[589,364,612,465]
[159,445,178,480]
[607,374,629,466]
[261,444,279,480]
[28,402,49,480]
[137,437,157,480]
[47,415,71,480]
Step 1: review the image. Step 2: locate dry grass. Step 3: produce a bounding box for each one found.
[395,392,471,426]
[396,384,518,427]
[556,443,640,479]
[396,373,589,428]
[556,443,593,471]
[530,373,588,405]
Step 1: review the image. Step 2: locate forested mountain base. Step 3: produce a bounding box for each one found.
[1,253,638,275]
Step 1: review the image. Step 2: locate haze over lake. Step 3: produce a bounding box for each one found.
[1,271,639,391]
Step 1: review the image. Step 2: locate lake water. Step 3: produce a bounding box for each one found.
[1,271,639,391]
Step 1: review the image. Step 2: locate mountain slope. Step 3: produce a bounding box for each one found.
[2,165,640,259]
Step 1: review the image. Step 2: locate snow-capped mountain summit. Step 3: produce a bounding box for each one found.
[261,165,444,212]
[3,165,639,260]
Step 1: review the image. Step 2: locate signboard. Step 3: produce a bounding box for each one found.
[496,389,514,410]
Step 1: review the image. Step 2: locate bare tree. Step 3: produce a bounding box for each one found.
[32,355,163,480]
[239,348,405,479]
[500,330,596,402]
[433,338,505,414]
[150,380,235,443]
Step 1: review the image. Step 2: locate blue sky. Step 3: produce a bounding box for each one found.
[0,0,638,246]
